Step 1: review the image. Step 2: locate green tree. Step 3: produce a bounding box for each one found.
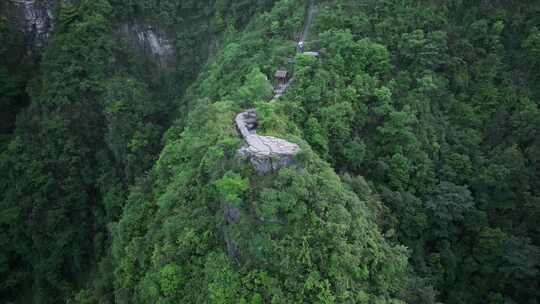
[237,67,274,106]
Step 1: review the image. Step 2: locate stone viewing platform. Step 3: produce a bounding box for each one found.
[235,109,300,174]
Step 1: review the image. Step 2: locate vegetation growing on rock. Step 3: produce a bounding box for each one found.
[1,0,539,303]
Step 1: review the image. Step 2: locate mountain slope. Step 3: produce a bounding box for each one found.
[1,0,539,303]
[84,0,426,303]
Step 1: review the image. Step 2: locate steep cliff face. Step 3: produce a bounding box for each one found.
[3,1,176,65]
[117,23,175,67]
[3,0,58,54]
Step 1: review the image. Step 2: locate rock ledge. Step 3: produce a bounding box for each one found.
[235,109,300,174]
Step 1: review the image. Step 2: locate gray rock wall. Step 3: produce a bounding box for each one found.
[4,0,58,54]
[3,1,176,66]
[117,23,175,67]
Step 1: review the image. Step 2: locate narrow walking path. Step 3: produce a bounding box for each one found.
[235,110,300,174]
[271,0,316,100]
[236,0,317,173]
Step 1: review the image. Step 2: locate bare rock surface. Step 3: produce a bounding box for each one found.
[235,109,300,174]
[5,0,58,52]
[4,0,175,66]
[117,23,175,66]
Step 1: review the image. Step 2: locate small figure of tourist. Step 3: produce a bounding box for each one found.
[297,41,304,53]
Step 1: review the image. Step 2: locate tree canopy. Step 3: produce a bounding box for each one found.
[1,0,539,303]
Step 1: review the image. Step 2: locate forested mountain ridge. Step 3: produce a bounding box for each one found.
[1,0,540,303]
[0,0,278,302]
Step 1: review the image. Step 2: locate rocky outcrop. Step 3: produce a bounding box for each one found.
[223,202,240,260]
[4,0,58,53]
[117,23,175,66]
[3,1,175,65]
[236,109,300,174]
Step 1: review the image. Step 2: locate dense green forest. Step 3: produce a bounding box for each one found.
[1,0,539,303]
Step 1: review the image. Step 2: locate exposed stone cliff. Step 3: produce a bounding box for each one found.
[117,23,175,67]
[3,1,175,65]
[3,0,58,54]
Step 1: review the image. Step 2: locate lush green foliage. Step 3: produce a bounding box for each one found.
[1,2,122,302]
[1,0,539,303]
[0,0,281,301]
[282,0,540,302]
[109,99,414,303]
[0,16,31,146]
